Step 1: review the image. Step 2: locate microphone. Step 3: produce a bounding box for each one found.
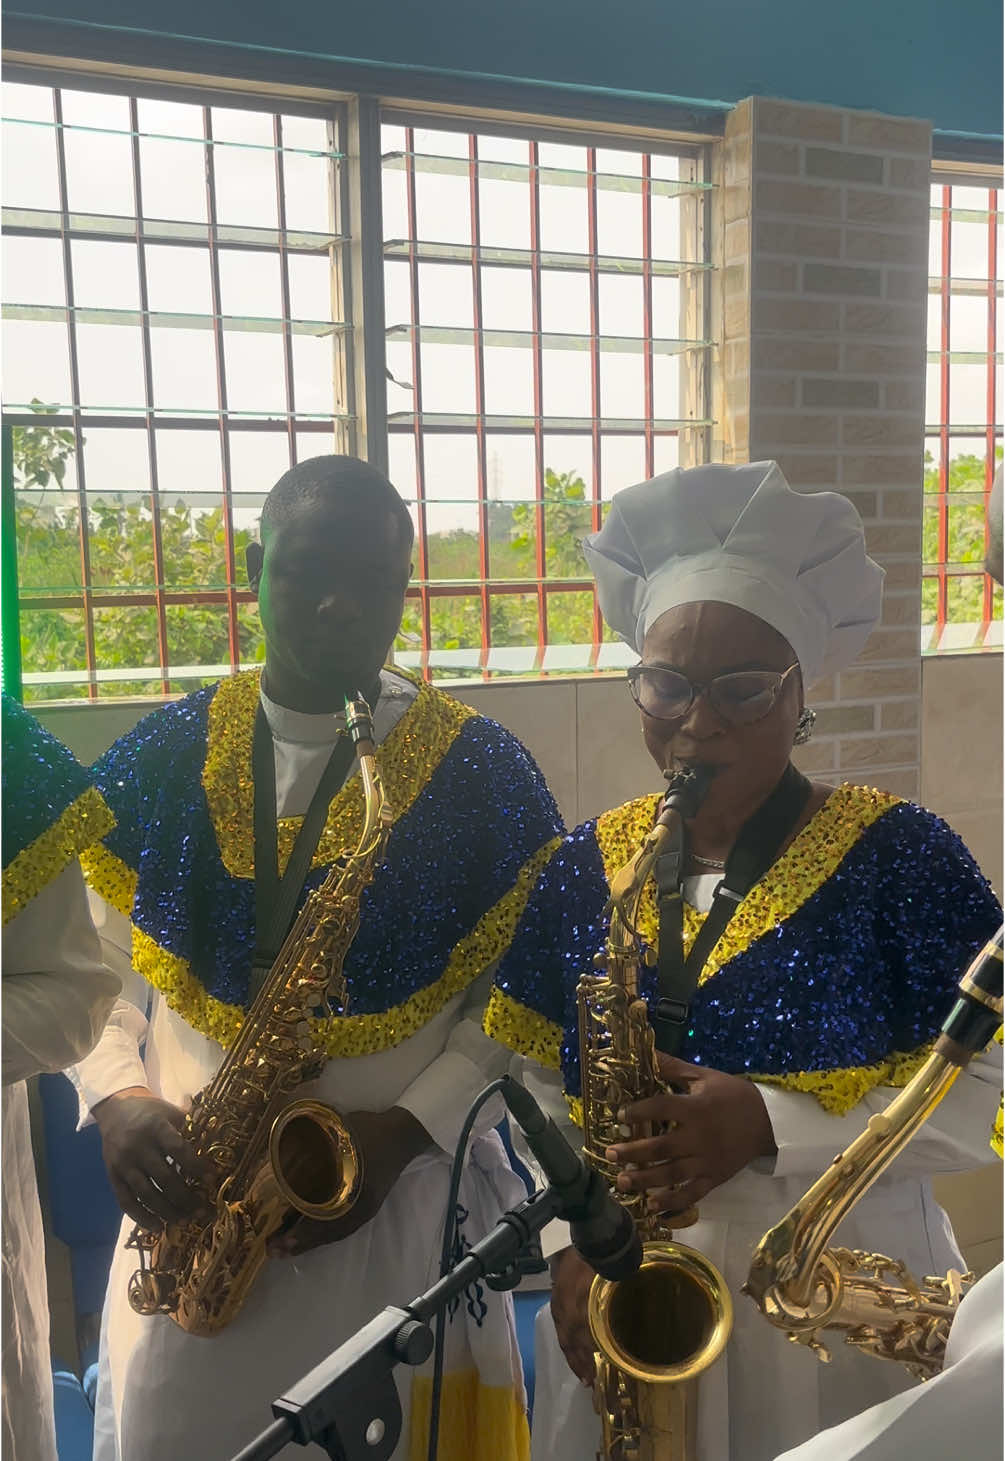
[500,1077,642,1281]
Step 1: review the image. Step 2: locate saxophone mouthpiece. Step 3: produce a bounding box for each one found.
[343,693,375,748]
[658,764,715,823]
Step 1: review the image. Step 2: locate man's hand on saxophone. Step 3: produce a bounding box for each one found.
[547,1247,598,1388]
[92,1087,212,1228]
[606,1052,776,1219]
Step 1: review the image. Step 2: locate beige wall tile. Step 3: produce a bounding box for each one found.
[574,679,658,823]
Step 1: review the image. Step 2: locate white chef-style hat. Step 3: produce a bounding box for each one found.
[583,461,884,685]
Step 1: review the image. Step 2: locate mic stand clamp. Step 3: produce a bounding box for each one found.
[229,1186,566,1461]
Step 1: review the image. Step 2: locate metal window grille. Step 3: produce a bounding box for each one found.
[3,78,714,700]
[3,80,354,700]
[382,117,714,680]
[924,174,1003,653]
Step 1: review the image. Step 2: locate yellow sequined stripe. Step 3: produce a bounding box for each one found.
[133,926,243,1048]
[315,835,561,1058]
[484,985,564,1070]
[594,783,900,985]
[80,841,138,919]
[127,836,562,1056]
[3,787,115,925]
[203,669,477,881]
[753,1043,934,1115]
[564,1044,934,1124]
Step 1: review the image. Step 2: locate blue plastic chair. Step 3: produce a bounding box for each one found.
[38,1072,122,1461]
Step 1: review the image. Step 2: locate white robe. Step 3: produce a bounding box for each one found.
[69,674,528,1461]
[2,861,120,1461]
[517,873,1002,1461]
[771,1262,1003,1460]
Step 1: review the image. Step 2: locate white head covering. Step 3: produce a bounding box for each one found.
[583,461,884,684]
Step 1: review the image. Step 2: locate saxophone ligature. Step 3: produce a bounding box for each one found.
[744,925,1004,1380]
[126,691,393,1337]
[578,765,733,1461]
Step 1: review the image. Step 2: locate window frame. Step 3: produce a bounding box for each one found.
[3,65,717,699]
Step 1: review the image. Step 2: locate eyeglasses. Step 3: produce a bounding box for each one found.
[627,663,800,725]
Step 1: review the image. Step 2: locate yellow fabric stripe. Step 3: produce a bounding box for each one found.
[203,668,477,881]
[565,1043,935,1123]
[484,985,564,1069]
[751,1043,933,1116]
[316,834,561,1058]
[992,1029,1003,1158]
[3,787,115,925]
[80,841,138,919]
[124,837,562,1057]
[593,782,900,987]
[408,1370,529,1461]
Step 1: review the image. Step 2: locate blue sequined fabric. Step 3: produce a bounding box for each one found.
[89,681,564,1017]
[492,801,1002,1093]
[2,692,96,869]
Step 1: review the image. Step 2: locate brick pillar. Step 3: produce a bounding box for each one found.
[718,97,931,799]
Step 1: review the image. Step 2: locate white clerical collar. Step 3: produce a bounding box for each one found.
[259,685,345,745]
[259,669,409,745]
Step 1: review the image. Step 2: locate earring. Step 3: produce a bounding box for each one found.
[793,707,816,746]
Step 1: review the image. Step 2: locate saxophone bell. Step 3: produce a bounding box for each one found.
[267,1098,362,1221]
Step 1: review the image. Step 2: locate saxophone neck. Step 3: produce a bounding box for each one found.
[606,766,713,944]
[344,692,393,859]
[748,929,1004,1313]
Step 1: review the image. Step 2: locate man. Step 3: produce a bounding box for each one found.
[70,454,565,1461]
[2,694,121,1461]
[769,462,1005,1461]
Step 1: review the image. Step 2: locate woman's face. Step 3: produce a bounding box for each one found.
[638,601,802,812]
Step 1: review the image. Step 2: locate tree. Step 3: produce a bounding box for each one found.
[922,447,1003,632]
[11,425,1002,702]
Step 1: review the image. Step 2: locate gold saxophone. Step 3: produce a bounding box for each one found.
[745,925,1004,1380]
[127,692,393,1337]
[578,768,732,1461]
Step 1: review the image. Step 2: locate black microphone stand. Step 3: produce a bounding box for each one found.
[228,1185,565,1461]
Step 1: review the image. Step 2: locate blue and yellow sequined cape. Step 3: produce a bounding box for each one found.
[2,692,114,925]
[82,670,563,1058]
[485,784,1001,1116]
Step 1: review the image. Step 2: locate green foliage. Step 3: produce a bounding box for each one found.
[13,430,1003,702]
[922,447,1004,631]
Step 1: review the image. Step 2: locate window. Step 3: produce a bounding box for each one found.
[3,82,354,700]
[2,78,714,701]
[924,174,1003,653]
[382,119,713,678]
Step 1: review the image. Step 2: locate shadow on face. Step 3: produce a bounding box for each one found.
[251,497,412,701]
[639,601,803,812]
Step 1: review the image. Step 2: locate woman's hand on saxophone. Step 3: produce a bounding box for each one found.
[270,1106,431,1257]
[606,1054,777,1217]
[549,1246,598,1386]
[92,1087,213,1228]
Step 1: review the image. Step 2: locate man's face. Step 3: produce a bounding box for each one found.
[254,498,412,695]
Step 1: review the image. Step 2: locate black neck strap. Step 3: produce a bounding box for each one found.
[651,763,812,1055]
[250,681,380,1003]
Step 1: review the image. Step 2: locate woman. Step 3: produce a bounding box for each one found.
[485,462,1002,1461]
